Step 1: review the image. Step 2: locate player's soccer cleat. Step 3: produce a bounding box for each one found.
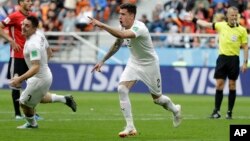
[17,123,38,129]
[15,115,23,120]
[35,114,44,120]
[65,95,77,112]
[209,110,221,119]
[226,111,232,119]
[173,104,182,127]
[118,126,137,138]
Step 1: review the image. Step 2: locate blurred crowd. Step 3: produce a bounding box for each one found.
[0,0,249,49]
[139,0,250,48]
[0,0,137,33]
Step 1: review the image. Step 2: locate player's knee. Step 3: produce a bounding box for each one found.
[229,81,236,89]
[118,85,129,101]
[117,85,129,94]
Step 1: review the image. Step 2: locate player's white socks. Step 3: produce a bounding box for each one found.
[118,85,135,128]
[25,115,37,126]
[51,94,66,103]
[154,95,178,113]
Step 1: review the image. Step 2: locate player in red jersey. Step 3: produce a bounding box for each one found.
[0,0,77,120]
[0,0,33,120]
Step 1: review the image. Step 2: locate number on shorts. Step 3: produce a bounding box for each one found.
[157,78,161,88]
[27,95,32,101]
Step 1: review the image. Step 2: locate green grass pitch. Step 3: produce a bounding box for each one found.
[0,89,250,141]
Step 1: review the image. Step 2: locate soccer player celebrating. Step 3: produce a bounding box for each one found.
[89,3,182,137]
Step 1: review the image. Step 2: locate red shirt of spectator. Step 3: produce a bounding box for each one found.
[1,10,34,58]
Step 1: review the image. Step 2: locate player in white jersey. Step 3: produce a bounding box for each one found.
[9,16,77,129]
[89,3,182,137]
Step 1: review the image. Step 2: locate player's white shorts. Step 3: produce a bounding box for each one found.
[119,62,162,96]
[19,75,52,108]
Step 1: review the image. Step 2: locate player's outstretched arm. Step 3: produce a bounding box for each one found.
[88,17,135,39]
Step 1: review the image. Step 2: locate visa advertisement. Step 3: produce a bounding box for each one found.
[0,62,249,96]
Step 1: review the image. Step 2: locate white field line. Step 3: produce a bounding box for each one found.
[0,112,250,122]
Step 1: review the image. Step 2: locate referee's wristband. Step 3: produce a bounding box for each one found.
[192,18,198,24]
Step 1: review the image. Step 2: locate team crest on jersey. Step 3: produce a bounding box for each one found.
[132,26,139,32]
[3,17,10,24]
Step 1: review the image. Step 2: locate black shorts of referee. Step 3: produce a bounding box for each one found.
[7,58,28,79]
[214,55,240,80]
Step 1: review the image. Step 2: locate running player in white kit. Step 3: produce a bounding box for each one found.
[9,16,77,129]
[89,3,182,137]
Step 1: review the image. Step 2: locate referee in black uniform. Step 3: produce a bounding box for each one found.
[186,6,248,119]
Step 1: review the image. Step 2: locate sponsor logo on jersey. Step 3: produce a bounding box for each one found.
[3,17,10,24]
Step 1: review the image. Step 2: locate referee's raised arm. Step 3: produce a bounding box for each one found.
[186,12,213,28]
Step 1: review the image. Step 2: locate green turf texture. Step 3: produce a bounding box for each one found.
[0,89,250,141]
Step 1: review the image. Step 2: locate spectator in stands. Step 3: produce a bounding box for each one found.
[48,2,61,17]
[90,0,108,22]
[164,0,183,16]
[152,3,164,20]
[228,0,247,13]
[192,37,201,48]
[76,4,93,31]
[213,2,227,15]
[195,1,210,21]
[31,0,42,21]
[210,0,228,9]
[139,14,151,29]
[64,0,77,11]
[58,9,76,49]
[166,23,182,48]
[213,13,225,22]
[43,2,61,31]
[108,0,119,18]
[207,37,217,48]
[150,14,166,36]
[89,3,182,137]
[195,0,211,11]
[59,9,76,33]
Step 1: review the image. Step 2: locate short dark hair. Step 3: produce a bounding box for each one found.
[26,16,39,28]
[120,3,137,16]
[18,0,24,5]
